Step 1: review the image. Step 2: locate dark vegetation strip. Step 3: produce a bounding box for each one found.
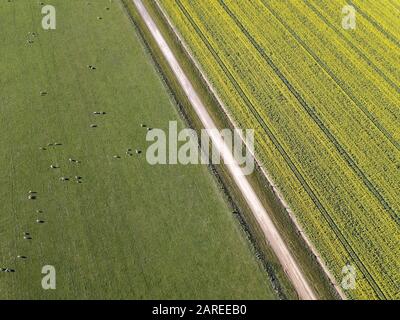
[175,0,386,299]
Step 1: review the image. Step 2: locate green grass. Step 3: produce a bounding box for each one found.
[0,0,277,299]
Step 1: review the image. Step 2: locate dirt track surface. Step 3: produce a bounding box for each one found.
[133,0,317,300]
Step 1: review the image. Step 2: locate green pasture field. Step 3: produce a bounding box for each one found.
[0,0,277,299]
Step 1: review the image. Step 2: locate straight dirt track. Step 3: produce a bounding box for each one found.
[132,0,317,300]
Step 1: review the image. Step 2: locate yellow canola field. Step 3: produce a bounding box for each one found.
[159,0,400,299]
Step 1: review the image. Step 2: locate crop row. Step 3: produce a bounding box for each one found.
[276,0,400,145]
[305,0,400,93]
[350,0,400,47]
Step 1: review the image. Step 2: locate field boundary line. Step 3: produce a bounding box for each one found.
[133,0,318,300]
[152,0,346,300]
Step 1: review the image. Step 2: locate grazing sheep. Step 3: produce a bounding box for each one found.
[90,124,98,128]
[60,177,69,181]
[36,219,45,224]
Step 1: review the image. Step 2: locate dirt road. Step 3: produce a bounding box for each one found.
[133,0,317,300]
